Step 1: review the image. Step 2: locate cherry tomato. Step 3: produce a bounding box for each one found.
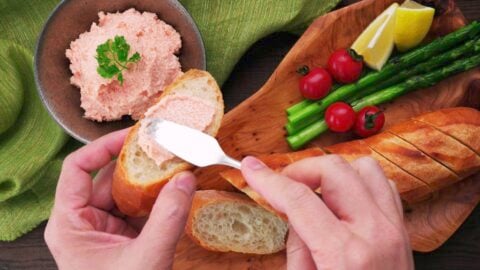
[297,66,332,100]
[327,48,364,84]
[325,102,356,132]
[354,106,385,138]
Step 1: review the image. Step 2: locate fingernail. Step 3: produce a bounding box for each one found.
[243,156,266,171]
[173,172,196,195]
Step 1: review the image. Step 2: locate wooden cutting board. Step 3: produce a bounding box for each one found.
[173,0,480,268]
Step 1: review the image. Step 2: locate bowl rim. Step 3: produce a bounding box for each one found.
[34,0,206,144]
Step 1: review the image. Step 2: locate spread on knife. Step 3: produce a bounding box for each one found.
[66,8,183,122]
[138,94,216,167]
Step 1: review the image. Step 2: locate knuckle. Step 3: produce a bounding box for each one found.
[287,183,313,203]
[43,224,53,245]
[61,154,75,169]
[325,154,349,168]
[355,156,380,168]
[350,246,375,269]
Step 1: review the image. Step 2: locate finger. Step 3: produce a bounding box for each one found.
[388,180,404,219]
[55,128,129,210]
[89,161,116,211]
[286,228,316,270]
[350,157,403,226]
[135,172,196,269]
[241,157,349,254]
[279,155,380,222]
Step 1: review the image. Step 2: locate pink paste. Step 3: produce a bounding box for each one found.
[138,94,216,167]
[66,8,182,121]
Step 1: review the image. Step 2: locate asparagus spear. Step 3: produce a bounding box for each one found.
[287,100,313,116]
[286,84,343,115]
[347,38,480,102]
[285,37,480,135]
[287,53,480,150]
[286,22,480,130]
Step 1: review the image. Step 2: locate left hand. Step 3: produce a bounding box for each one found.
[44,129,196,270]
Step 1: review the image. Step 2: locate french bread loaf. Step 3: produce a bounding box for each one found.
[220,107,480,217]
[185,190,288,254]
[112,70,224,217]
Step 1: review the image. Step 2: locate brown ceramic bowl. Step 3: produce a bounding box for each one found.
[34,0,205,143]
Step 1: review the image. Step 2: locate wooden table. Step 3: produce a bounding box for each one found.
[1,1,479,269]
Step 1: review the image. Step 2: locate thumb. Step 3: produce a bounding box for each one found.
[134,171,196,269]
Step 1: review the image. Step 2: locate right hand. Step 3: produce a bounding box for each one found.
[240,155,414,270]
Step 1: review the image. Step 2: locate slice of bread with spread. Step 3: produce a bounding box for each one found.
[112,69,224,217]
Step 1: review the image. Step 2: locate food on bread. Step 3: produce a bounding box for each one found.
[221,108,480,216]
[138,94,217,167]
[66,8,183,121]
[112,69,224,217]
[186,190,288,254]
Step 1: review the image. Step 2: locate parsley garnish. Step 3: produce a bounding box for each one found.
[96,36,141,85]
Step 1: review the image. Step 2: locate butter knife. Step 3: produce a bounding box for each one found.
[146,119,242,169]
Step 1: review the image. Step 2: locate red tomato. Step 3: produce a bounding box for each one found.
[325,102,356,132]
[297,66,332,100]
[327,49,364,84]
[354,106,385,137]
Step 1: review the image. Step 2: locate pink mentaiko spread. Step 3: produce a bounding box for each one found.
[66,8,182,121]
[138,94,216,167]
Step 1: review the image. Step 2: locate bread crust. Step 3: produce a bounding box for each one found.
[388,119,480,178]
[364,132,460,191]
[414,107,480,155]
[325,140,433,203]
[185,190,286,254]
[112,70,223,217]
[219,108,480,214]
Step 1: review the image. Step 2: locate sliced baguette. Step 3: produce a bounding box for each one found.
[363,132,460,191]
[387,120,480,178]
[414,107,480,155]
[220,108,480,217]
[185,190,288,254]
[325,140,433,203]
[112,70,224,217]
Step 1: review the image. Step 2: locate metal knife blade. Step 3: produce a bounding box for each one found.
[146,119,241,169]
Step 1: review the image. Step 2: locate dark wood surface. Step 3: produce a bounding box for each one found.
[1,0,479,269]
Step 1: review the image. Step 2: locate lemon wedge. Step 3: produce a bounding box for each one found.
[394,0,435,52]
[351,3,399,71]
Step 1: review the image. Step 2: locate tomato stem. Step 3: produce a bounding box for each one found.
[296,65,310,76]
[364,111,382,130]
[347,48,364,62]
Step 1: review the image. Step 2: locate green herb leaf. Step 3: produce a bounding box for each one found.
[129,52,141,63]
[117,73,124,84]
[95,35,141,85]
[113,36,130,62]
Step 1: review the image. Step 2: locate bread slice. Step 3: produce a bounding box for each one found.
[112,70,224,217]
[185,190,288,254]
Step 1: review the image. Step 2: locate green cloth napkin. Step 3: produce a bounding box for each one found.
[0,0,339,241]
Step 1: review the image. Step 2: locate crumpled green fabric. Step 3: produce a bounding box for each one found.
[0,0,339,241]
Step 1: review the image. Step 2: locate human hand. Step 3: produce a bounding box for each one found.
[240,155,414,270]
[44,129,196,270]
